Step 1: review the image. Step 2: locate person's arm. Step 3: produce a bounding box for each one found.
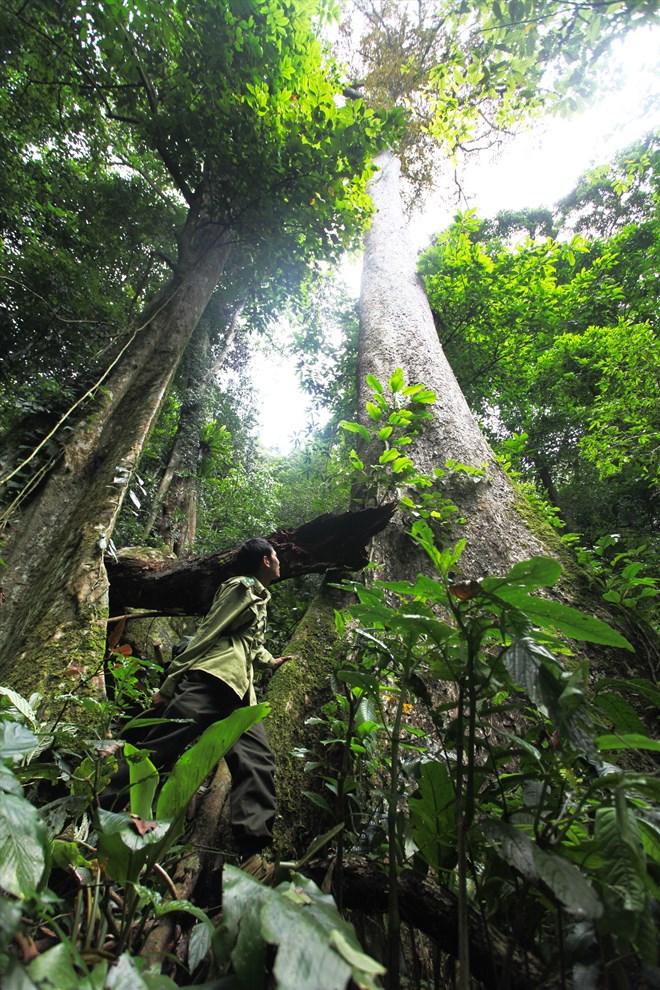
[253,647,294,670]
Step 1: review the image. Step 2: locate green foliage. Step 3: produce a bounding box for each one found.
[420,141,660,615]
[339,370,486,524]
[0,0,389,525]
[575,534,660,616]
[216,867,384,989]
[0,682,386,987]
[345,0,658,189]
[314,529,658,984]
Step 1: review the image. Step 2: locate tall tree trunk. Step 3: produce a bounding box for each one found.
[145,305,242,556]
[358,151,549,581]
[0,201,232,702]
[143,327,211,556]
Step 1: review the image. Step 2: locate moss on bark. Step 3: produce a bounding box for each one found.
[266,578,350,857]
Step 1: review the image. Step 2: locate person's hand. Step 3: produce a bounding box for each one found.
[272,655,294,670]
[151,691,168,708]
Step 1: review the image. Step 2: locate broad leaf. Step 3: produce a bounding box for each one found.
[533,849,602,919]
[355,697,380,736]
[0,791,49,897]
[496,595,633,650]
[0,687,38,727]
[595,734,660,753]
[483,820,602,918]
[595,800,647,937]
[157,704,269,821]
[27,943,102,989]
[595,678,660,708]
[216,868,385,989]
[593,693,646,735]
[481,556,562,594]
[96,809,170,884]
[388,368,405,392]
[328,929,386,976]
[0,722,39,763]
[409,388,437,404]
[124,742,159,820]
[338,420,371,442]
[366,374,383,394]
[409,760,456,872]
[335,670,381,695]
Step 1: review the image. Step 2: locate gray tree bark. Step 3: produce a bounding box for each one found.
[0,198,233,704]
[144,305,242,556]
[358,151,549,582]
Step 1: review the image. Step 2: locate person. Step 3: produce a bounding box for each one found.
[104,538,291,881]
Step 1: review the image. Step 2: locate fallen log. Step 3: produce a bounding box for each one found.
[107,503,396,614]
[304,860,559,990]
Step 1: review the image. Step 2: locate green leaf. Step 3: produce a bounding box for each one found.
[335,669,380,695]
[104,952,156,989]
[123,743,159,821]
[497,595,633,650]
[188,922,212,974]
[51,839,95,873]
[595,799,647,936]
[0,791,50,897]
[503,637,563,720]
[0,722,39,763]
[481,556,562,594]
[595,734,660,752]
[297,823,345,868]
[593,693,645,735]
[328,929,386,976]
[0,687,38,727]
[595,678,660,708]
[365,401,383,421]
[365,374,383,394]
[157,705,269,821]
[638,817,660,866]
[304,791,332,812]
[96,809,170,884]
[26,943,94,989]
[339,420,371,442]
[483,820,602,919]
[388,368,405,392]
[409,388,437,404]
[409,760,456,872]
[532,848,603,919]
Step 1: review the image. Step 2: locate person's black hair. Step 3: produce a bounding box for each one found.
[235,538,275,576]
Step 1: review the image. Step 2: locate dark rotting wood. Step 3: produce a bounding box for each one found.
[107,503,397,614]
[303,859,558,990]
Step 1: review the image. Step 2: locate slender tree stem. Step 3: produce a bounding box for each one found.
[386,666,409,989]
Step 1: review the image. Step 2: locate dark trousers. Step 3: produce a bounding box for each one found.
[103,670,276,855]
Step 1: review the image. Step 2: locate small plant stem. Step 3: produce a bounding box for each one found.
[84,870,102,951]
[454,673,470,990]
[557,910,568,990]
[335,685,357,912]
[386,676,408,990]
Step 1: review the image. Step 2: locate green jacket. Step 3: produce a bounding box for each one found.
[159,575,276,705]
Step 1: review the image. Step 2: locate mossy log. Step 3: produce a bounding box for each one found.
[106,503,396,614]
